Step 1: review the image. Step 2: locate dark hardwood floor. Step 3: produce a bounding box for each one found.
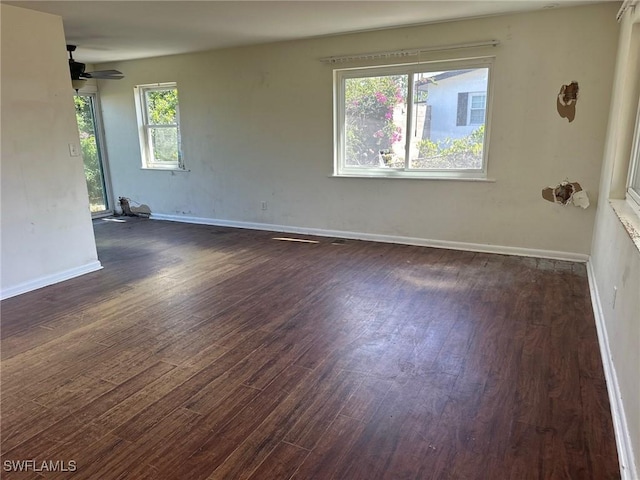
[0,218,619,479]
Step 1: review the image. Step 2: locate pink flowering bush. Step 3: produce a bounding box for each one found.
[345,75,406,166]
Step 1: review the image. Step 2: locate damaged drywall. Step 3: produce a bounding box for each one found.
[557,81,579,122]
[542,181,590,208]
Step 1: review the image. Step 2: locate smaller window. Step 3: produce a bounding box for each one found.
[468,93,486,125]
[134,83,183,170]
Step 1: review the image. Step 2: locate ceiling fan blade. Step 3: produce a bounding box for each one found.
[84,70,124,80]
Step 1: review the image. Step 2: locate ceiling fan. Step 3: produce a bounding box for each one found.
[67,45,124,89]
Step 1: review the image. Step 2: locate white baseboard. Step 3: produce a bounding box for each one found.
[150,213,589,262]
[0,261,103,301]
[587,261,637,480]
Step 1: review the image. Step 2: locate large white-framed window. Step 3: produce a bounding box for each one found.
[627,98,640,212]
[134,82,183,170]
[334,57,493,179]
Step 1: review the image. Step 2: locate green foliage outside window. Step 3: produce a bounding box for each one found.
[74,95,105,210]
[145,89,178,125]
[145,88,180,163]
[416,125,485,170]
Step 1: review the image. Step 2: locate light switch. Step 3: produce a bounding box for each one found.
[69,143,80,157]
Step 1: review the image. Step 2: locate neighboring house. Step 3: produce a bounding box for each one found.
[386,68,488,163]
[417,68,488,143]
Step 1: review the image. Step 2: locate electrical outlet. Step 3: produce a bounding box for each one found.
[261,201,268,211]
[68,143,80,157]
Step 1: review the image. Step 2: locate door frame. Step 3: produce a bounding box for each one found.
[75,85,114,218]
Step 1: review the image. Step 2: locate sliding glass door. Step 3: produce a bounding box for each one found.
[74,91,112,215]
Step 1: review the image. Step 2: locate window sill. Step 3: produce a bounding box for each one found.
[141,167,190,172]
[610,199,640,253]
[331,173,495,182]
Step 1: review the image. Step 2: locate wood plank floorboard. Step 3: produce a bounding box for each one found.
[0,217,619,479]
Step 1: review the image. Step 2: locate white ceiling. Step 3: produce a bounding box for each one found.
[5,0,612,63]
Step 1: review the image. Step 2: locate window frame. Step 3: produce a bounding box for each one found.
[75,86,114,217]
[333,56,494,180]
[626,97,640,212]
[134,82,184,171]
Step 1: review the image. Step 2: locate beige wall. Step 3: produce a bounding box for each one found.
[0,4,101,298]
[590,5,640,478]
[98,3,619,257]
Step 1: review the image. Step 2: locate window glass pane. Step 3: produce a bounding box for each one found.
[344,75,407,168]
[150,127,179,163]
[470,109,485,125]
[75,94,109,212]
[631,147,640,196]
[471,94,485,109]
[145,89,178,125]
[409,68,488,170]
